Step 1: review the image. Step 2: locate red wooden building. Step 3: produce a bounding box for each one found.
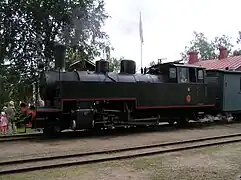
[187,47,241,71]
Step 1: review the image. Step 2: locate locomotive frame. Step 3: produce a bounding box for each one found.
[33,44,218,135]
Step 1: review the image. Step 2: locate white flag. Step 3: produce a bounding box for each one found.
[139,12,144,44]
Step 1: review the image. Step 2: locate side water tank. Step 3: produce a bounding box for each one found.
[120,60,136,74]
[95,59,109,73]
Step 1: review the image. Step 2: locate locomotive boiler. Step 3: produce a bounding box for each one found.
[34,44,216,134]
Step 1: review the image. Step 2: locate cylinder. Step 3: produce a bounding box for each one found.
[54,44,66,71]
[120,60,136,74]
[95,59,109,73]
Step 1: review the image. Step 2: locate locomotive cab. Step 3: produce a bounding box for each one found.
[148,62,205,84]
[175,64,205,84]
[147,62,215,108]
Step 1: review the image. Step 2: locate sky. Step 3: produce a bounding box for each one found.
[102,0,241,70]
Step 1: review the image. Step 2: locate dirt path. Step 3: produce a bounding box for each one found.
[1,123,241,161]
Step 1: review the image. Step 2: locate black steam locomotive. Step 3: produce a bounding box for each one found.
[34,44,224,134]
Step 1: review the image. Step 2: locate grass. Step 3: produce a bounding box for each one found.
[16,127,35,134]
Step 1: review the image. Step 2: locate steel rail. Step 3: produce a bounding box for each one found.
[0,121,241,142]
[0,133,41,139]
[1,132,241,175]
[0,120,239,142]
[0,133,42,142]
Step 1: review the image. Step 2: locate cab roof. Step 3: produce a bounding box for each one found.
[150,62,205,69]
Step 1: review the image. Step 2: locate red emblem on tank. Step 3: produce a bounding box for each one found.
[186,95,191,103]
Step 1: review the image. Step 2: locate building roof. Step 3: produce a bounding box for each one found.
[68,59,95,71]
[207,69,241,74]
[191,56,241,70]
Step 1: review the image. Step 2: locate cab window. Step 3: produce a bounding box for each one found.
[198,70,204,79]
[168,67,177,83]
[179,68,188,83]
[197,69,204,83]
[189,67,197,83]
[169,67,176,79]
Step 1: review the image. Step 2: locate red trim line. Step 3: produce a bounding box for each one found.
[62,98,135,101]
[37,109,62,112]
[61,98,215,109]
[136,104,215,109]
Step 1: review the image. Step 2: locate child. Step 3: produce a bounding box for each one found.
[0,112,8,135]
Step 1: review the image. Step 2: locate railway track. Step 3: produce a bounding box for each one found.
[0,120,239,143]
[0,133,42,142]
[1,132,241,175]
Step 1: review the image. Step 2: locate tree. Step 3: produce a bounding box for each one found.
[212,35,233,56]
[0,0,110,103]
[232,31,241,56]
[181,31,233,60]
[109,56,124,72]
[233,49,241,56]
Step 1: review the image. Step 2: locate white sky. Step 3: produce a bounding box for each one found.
[102,0,241,70]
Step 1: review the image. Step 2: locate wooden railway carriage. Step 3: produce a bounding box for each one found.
[32,45,216,134]
[206,69,241,116]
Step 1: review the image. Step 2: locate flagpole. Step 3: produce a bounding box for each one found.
[140,41,143,69]
[139,11,144,73]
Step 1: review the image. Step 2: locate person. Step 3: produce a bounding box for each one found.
[3,106,7,112]
[20,103,36,132]
[20,103,29,132]
[0,112,8,135]
[26,105,36,128]
[180,70,188,83]
[20,102,27,113]
[5,101,16,134]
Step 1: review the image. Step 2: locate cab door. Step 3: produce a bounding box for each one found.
[178,67,198,105]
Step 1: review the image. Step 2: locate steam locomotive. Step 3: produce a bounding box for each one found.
[34,44,238,135]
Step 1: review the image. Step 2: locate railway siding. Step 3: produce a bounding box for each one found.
[1,123,241,162]
[1,133,241,175]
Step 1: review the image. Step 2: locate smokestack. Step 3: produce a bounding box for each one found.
[218,47,227,60]
[54,44,66,71]
[188,51,199,64]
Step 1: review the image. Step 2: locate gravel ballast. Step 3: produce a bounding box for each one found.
[2,123,241,161]
[2,142,241,180]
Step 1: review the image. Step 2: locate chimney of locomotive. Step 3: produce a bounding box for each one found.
[188,51,199,64]
[54,44,67,71]
[218,46,227,60]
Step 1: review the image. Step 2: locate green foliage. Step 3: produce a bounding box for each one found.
[0,0,110,105]
[233,49,241,56]
[109,56,124,72]
[212,35,234,56]
[181,31,234,60]
[233,31,241,56]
